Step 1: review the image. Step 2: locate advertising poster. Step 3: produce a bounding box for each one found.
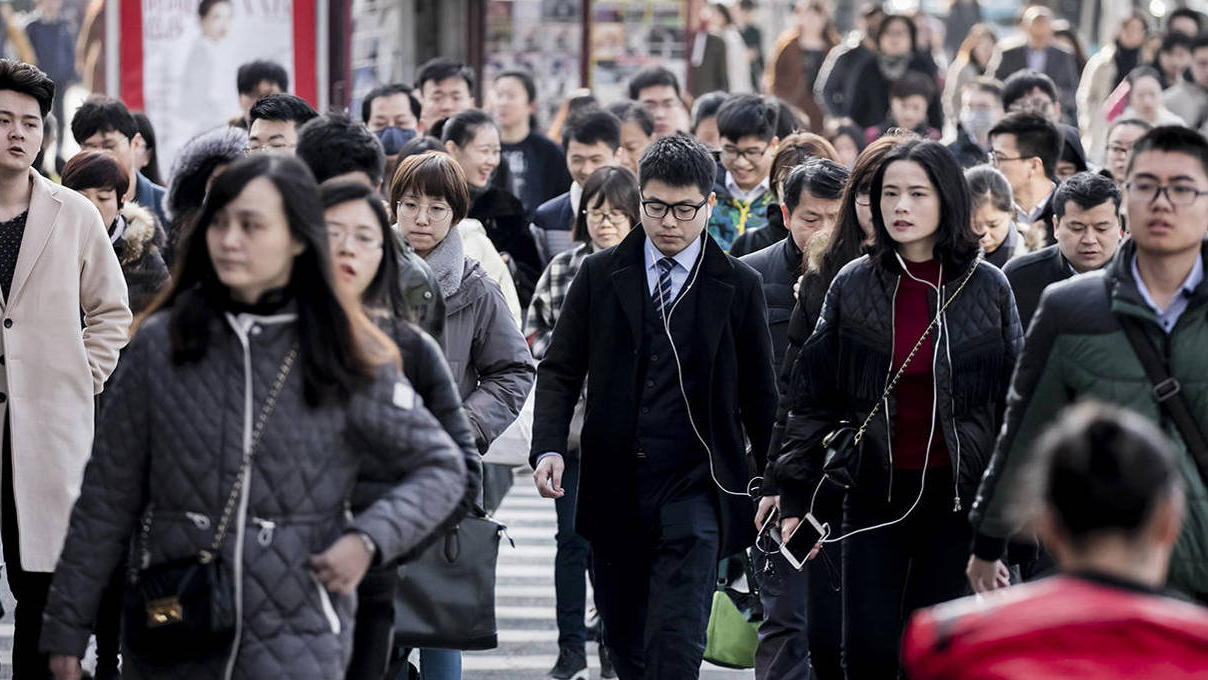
[122,0,316,175]
[482,0,582,129]
[348,0,405,121]
[590,0,687,104]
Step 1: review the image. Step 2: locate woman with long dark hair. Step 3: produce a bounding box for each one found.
[759,132,909,680]
[319,180,480,680]
[42,155,466,680]
[773,140,1022,677]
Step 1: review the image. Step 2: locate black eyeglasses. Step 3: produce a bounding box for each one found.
[1126,179,1208,206]
[641,197,709,221]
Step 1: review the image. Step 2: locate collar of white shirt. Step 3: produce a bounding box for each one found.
[1131,252,1204,331]
[570,181,583,215]
[724,171,770,204]
[644,233,704,293]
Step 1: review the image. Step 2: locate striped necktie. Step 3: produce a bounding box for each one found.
[653,256,676,312]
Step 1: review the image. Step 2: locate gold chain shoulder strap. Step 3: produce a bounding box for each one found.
[850,258,981,447]
[202,344,299,562]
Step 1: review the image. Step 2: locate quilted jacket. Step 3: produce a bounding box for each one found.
[41,300,466,679]
[970,239,1208,596]
[773,255,1023,518]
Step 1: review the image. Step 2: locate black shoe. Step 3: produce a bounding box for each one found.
[598,643,617,679]
[547,646,589,680]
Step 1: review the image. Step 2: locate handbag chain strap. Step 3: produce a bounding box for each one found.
[848,258,981,448]
[201,344,298,562]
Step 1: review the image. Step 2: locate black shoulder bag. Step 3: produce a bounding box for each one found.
[1115,314,1208,484]
[821,259,980,489]
[124,346,297,664]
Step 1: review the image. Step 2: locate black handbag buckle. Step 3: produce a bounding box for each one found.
[1153,377,1182,402]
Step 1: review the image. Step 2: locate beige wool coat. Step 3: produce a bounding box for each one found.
[1,169,130,572]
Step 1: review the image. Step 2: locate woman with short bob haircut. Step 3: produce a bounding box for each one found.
[42,155,466,680]
[773,139,1022,678]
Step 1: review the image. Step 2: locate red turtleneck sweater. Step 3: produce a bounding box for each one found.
[892,258,950,470]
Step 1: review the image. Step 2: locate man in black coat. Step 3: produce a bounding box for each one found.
[1004,171,1123,328]
[531,135,777,679]
[990,6,1080,126]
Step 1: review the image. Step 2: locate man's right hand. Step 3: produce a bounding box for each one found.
[966,555,1011,593]
[755,495,779,530]
[533,455,565,499]
[50,655,82,680]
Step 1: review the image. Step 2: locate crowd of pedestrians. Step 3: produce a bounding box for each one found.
[1,1,1208,680]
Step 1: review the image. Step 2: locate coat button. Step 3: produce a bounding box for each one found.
[641,406,650,414]
[645,380,654,388]
[3,319,11,328]
[651,354,659,362]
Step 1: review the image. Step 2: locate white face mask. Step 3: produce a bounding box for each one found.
[961,109,998,142]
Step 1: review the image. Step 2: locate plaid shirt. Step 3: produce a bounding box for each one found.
[524,242,593,359]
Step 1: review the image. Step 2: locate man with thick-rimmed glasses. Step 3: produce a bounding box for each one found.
[969,125,1208,604]
[531,134,777,679]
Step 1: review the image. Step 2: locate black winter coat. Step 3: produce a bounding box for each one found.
[740,234,803,367]
[42,300,466,679]
[469,185,542,308]
[1002,244,1075,330]
[112,203,170,314]
[845,51,943,130]
[531,230,778,557]
[729,203,788,258]
[772,256,1023,518]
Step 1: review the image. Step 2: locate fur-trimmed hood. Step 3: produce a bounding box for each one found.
[165,126,249,223]
[115,202,161,266]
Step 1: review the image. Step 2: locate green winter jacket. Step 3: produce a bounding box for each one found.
[970,239,1208,597]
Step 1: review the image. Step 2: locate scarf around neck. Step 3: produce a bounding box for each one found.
[877,53,911,82]
[425,222,466,300]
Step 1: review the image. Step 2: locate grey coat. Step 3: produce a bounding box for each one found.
[427,225,536,452]
[41,303,466,679]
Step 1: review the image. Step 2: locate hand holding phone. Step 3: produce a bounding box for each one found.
[780,513,828,571]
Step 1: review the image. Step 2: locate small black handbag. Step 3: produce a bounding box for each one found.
[818,260,980,489]
[393,509,511,651]
[123,347,297,663]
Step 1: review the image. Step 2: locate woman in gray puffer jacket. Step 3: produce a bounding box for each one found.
[42,156,466,680]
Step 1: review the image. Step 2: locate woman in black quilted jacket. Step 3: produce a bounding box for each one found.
[772,140,1023,678]
[319,179,482,680]
[42,155,466,680]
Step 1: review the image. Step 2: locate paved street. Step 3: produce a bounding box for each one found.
[0,473,754,678]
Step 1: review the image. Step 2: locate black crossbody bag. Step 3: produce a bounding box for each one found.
[1115,313,1208,484]
[123,347,297,663]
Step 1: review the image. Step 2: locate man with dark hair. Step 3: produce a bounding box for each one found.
[989,112,1061,244]
[740,157,848,680]
[608,100,656,177]
[989,6,1079,125]
[361,82,420,132]
[949,77,1004,168]
[1003,171,1122,327]
[491,70,571,217]
[969,126,1208,603]
[71,95,168,228]
[1163,35,1208,131]
[415,57,476,131]
[0,58,130,678]
[530,109,621,263]
[689,91,727,150]
[247,93,318,156]
[233,59,288,128]
[1168,7,1203,37]
[296,112,444,338]
[1001,69,1063,122]
[296,112,387,187]
[531,133,777,679]
[708,94,779,252]
[628,66,690,138]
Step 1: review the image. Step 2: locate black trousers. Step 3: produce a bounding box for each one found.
[2,417,53,680]
[840,468,970,680]
[554,452,592,650]
[591,471,719,680]
[753,478,845,680]
[345,565,398,680]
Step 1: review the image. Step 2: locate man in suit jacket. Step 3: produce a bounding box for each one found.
[990,6,1080,127]
[530,109,621,265]
[689,30,730,98]
[1004,171,1122,328]
[0,60,130,678]
[531,135,777,679]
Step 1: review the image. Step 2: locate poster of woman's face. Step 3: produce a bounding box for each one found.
[199,0,235,42]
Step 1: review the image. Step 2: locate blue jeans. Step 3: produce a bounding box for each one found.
[555,451,592,649]
[419,648,461,679]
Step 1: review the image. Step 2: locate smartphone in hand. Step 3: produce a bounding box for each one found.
[780,513,828,571]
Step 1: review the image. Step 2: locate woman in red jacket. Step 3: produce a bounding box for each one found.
[904,401,1208,679]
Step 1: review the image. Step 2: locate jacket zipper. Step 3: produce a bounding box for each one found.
[222,314,256,680]
[884,276,900,502]
[939,282,962,512]
[312,572,342,635]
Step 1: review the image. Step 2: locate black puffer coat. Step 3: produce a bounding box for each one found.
[112,203,170,314]
[41,301,466,679]
[772,255,1022,518]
